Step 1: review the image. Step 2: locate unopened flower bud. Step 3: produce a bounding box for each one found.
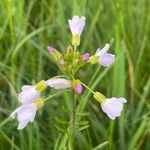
[74,84,83,94]
[47,45,62,61]
[72,79,83,94]
[47,46,56,53]
[82,53,89,61]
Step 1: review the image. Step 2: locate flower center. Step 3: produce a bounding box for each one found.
[34,98,44,109]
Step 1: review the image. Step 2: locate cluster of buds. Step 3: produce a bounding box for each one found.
[10,15,127,129]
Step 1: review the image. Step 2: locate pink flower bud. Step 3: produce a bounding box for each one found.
[82,53,89,61]
[74,84,83,94]
[47,46,56,53]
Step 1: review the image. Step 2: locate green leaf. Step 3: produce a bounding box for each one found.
[75,120,89,126]
[77,125,89,131]
[55,117,69,125]
[54,124,67,133]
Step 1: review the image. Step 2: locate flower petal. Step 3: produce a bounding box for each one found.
[68,16,86,35]
[21,85,32,90]
[96,43,110,56]
[18,86,40,104]
[119,97,127,103]
[46,78,71,89]
[10,104,37,130]
[101,97,126,119]
[99,53,115,67]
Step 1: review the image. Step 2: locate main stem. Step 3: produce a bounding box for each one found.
[69,90,76,149]
[68,45,78,149]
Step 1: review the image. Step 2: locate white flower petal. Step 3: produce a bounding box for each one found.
[21,85,32,90]
[99,53,115,67]
[18,86,40,104]
[10,104,37,130]
[68,16,86,35]
[101,97,126,119]
[46,78,71,89]
[119,97,127,103]
[95,43,115,67]
[96,43,110,56]
[10,107,22,119]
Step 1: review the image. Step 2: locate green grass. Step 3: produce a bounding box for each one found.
[0,0,150,149]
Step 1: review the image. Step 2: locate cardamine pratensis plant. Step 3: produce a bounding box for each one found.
[10,16,127,148]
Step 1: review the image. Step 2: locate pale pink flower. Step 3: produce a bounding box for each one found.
[46,78,71,89]
[101,97,127,119]
[18,85,40,104]
[95,43,115,67]
[10,104,37,130]
[68,16,86,36]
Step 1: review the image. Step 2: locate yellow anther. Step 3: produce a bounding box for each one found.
[35,80,47,92]
[93,92,106,103]
[72,35,80,46]
[34,98,44,109]
[88,55,99,64]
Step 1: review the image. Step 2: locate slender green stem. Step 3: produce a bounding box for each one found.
[43,89,70,102]
[68,46,78,149]
[69,90,77,150]
[74,46,77,52]
[80,81,95,94]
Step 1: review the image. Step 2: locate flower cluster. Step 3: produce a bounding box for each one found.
[10,15,127,130]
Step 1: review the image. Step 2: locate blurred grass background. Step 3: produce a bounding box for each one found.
[0,0,150,149]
